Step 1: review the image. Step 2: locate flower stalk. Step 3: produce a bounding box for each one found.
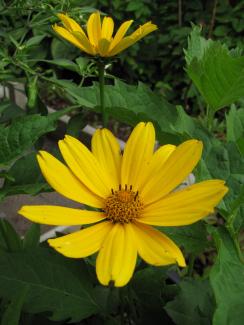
[98,61,108,127]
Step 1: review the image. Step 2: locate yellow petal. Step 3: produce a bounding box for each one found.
[101,16,114,40]
[132,222,185,267]
[59,135,113,199]
[37,151,103,208]
[140,180,228,226]
[98,38,111,56]
[130,21,158,42]
[96,223,137,287]
[48,221,113,258]
[52,25,90,53]
[19,205,105,225]
[91,128,121,189]
[139,144,176,189]
[108,21,157,56]
[121,122,155,191]
[141,139,203,205]
[107,35,136,56]
[72,31,96,55]
[87,11,101,47]
[109,20,133,51]
[57,13,86,34]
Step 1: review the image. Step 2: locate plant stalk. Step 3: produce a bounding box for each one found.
[98,61,108,127]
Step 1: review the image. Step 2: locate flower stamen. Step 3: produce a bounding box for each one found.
[104,185,143,224]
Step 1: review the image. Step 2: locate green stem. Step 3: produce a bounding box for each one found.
[98,61,108,127]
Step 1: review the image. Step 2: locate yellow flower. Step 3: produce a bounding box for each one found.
[52,11,157,57]
[19,122,228,287]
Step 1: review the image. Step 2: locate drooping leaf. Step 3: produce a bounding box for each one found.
[209,227,244,325]
[0,248,98,322]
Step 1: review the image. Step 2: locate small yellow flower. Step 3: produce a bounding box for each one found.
[52,11,157,57]
[19,122,228,287]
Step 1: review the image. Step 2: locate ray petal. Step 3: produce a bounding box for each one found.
[59,135,114,199]
[87,11,101,47]
[141,139,203,205]
[37,151,103,208]
[92,128,121,189]
[139,180,228,226]
[19,205,105,225]
[96,223,137,287]
[109,20,133,51]
[121,122,155,191]
[48,221,113,258]
[132,222,185,267]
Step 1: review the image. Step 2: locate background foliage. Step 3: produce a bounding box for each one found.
[0,0,244,324]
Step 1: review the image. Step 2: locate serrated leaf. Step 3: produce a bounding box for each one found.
[209,227,244,325]
[184,25,212,65]
[0,248,98,322]
[0,107,74,167]
[0,115,55,166]
[186,29,244,111]
[165,278,215,325]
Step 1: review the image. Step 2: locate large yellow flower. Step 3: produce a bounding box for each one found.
[52,11,157,57]
[19,122,228,287]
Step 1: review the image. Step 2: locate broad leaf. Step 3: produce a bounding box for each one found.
[0,248,98,322]
[209,227,244,325]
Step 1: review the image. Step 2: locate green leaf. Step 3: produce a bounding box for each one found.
[132,266,173,324]
[184,25,212,65]
[165,278,215,325]
[66,112,87,137]
[1,285,29,325]
[0,152,50,201]
[23,223,40,249]
[0,248,98,322]
[25,35,46,47]
[0,107,73,167]
[162,222,209,255]
[186,29,244,111]
[209,227,244,325]
[0,99,24,123]
[226,106,244,154]
[0,219,22,252]
[40,59,80,73]
[50,78,186,144]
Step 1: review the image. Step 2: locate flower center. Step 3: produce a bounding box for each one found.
[104,185,143,224]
